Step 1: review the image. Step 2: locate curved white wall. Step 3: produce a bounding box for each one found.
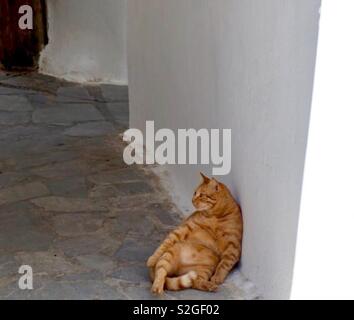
[40,0,127,84]
[128,0,320,299]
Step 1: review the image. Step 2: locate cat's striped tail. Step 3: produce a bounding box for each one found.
[165,271,198,291]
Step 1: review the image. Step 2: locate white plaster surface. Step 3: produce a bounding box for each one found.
[40,0,128,84]
[128,0,321,299]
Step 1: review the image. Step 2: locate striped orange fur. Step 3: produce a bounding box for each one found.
[148,173,243,294]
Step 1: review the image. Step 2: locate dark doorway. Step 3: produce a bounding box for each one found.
[0,0,48,70]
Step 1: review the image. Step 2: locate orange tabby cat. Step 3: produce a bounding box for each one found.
[147,173,243,294]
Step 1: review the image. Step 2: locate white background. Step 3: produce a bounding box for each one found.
[291,0,354,299]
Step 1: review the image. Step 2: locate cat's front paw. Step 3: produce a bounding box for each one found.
[147,255,158,268]
[151,281,165,295]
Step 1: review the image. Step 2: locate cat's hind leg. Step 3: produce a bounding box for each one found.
[191,266,218,292]
[165,266,218,292]
[165,271,198,291]
[149,267,155,282]
[151,250,178,295]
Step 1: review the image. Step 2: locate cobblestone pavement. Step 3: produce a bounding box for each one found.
[0,71,256,300]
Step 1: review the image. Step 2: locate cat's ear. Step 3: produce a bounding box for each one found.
[210,178,220,191]
[200,172,210,183]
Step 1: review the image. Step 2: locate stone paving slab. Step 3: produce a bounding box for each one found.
[0,71,254,300]
[106,102,129,125]
[31,196,107,213]
[56,86,93,102]
[32,104,104,125]
[101,85,129,102]
[0,112,31,126]
[0,96,33,112]
[46,176,88,198]
[0,203,55,252]
[0,182,49,206]
[64,122,116,137]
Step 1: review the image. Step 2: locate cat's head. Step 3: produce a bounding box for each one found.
[192,172,228,211]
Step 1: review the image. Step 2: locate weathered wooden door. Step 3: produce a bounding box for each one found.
[0,0,47,70]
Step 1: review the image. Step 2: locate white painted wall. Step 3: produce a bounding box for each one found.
[40,0,128,84]
[291,0,354,300]
[128,0,320,299]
